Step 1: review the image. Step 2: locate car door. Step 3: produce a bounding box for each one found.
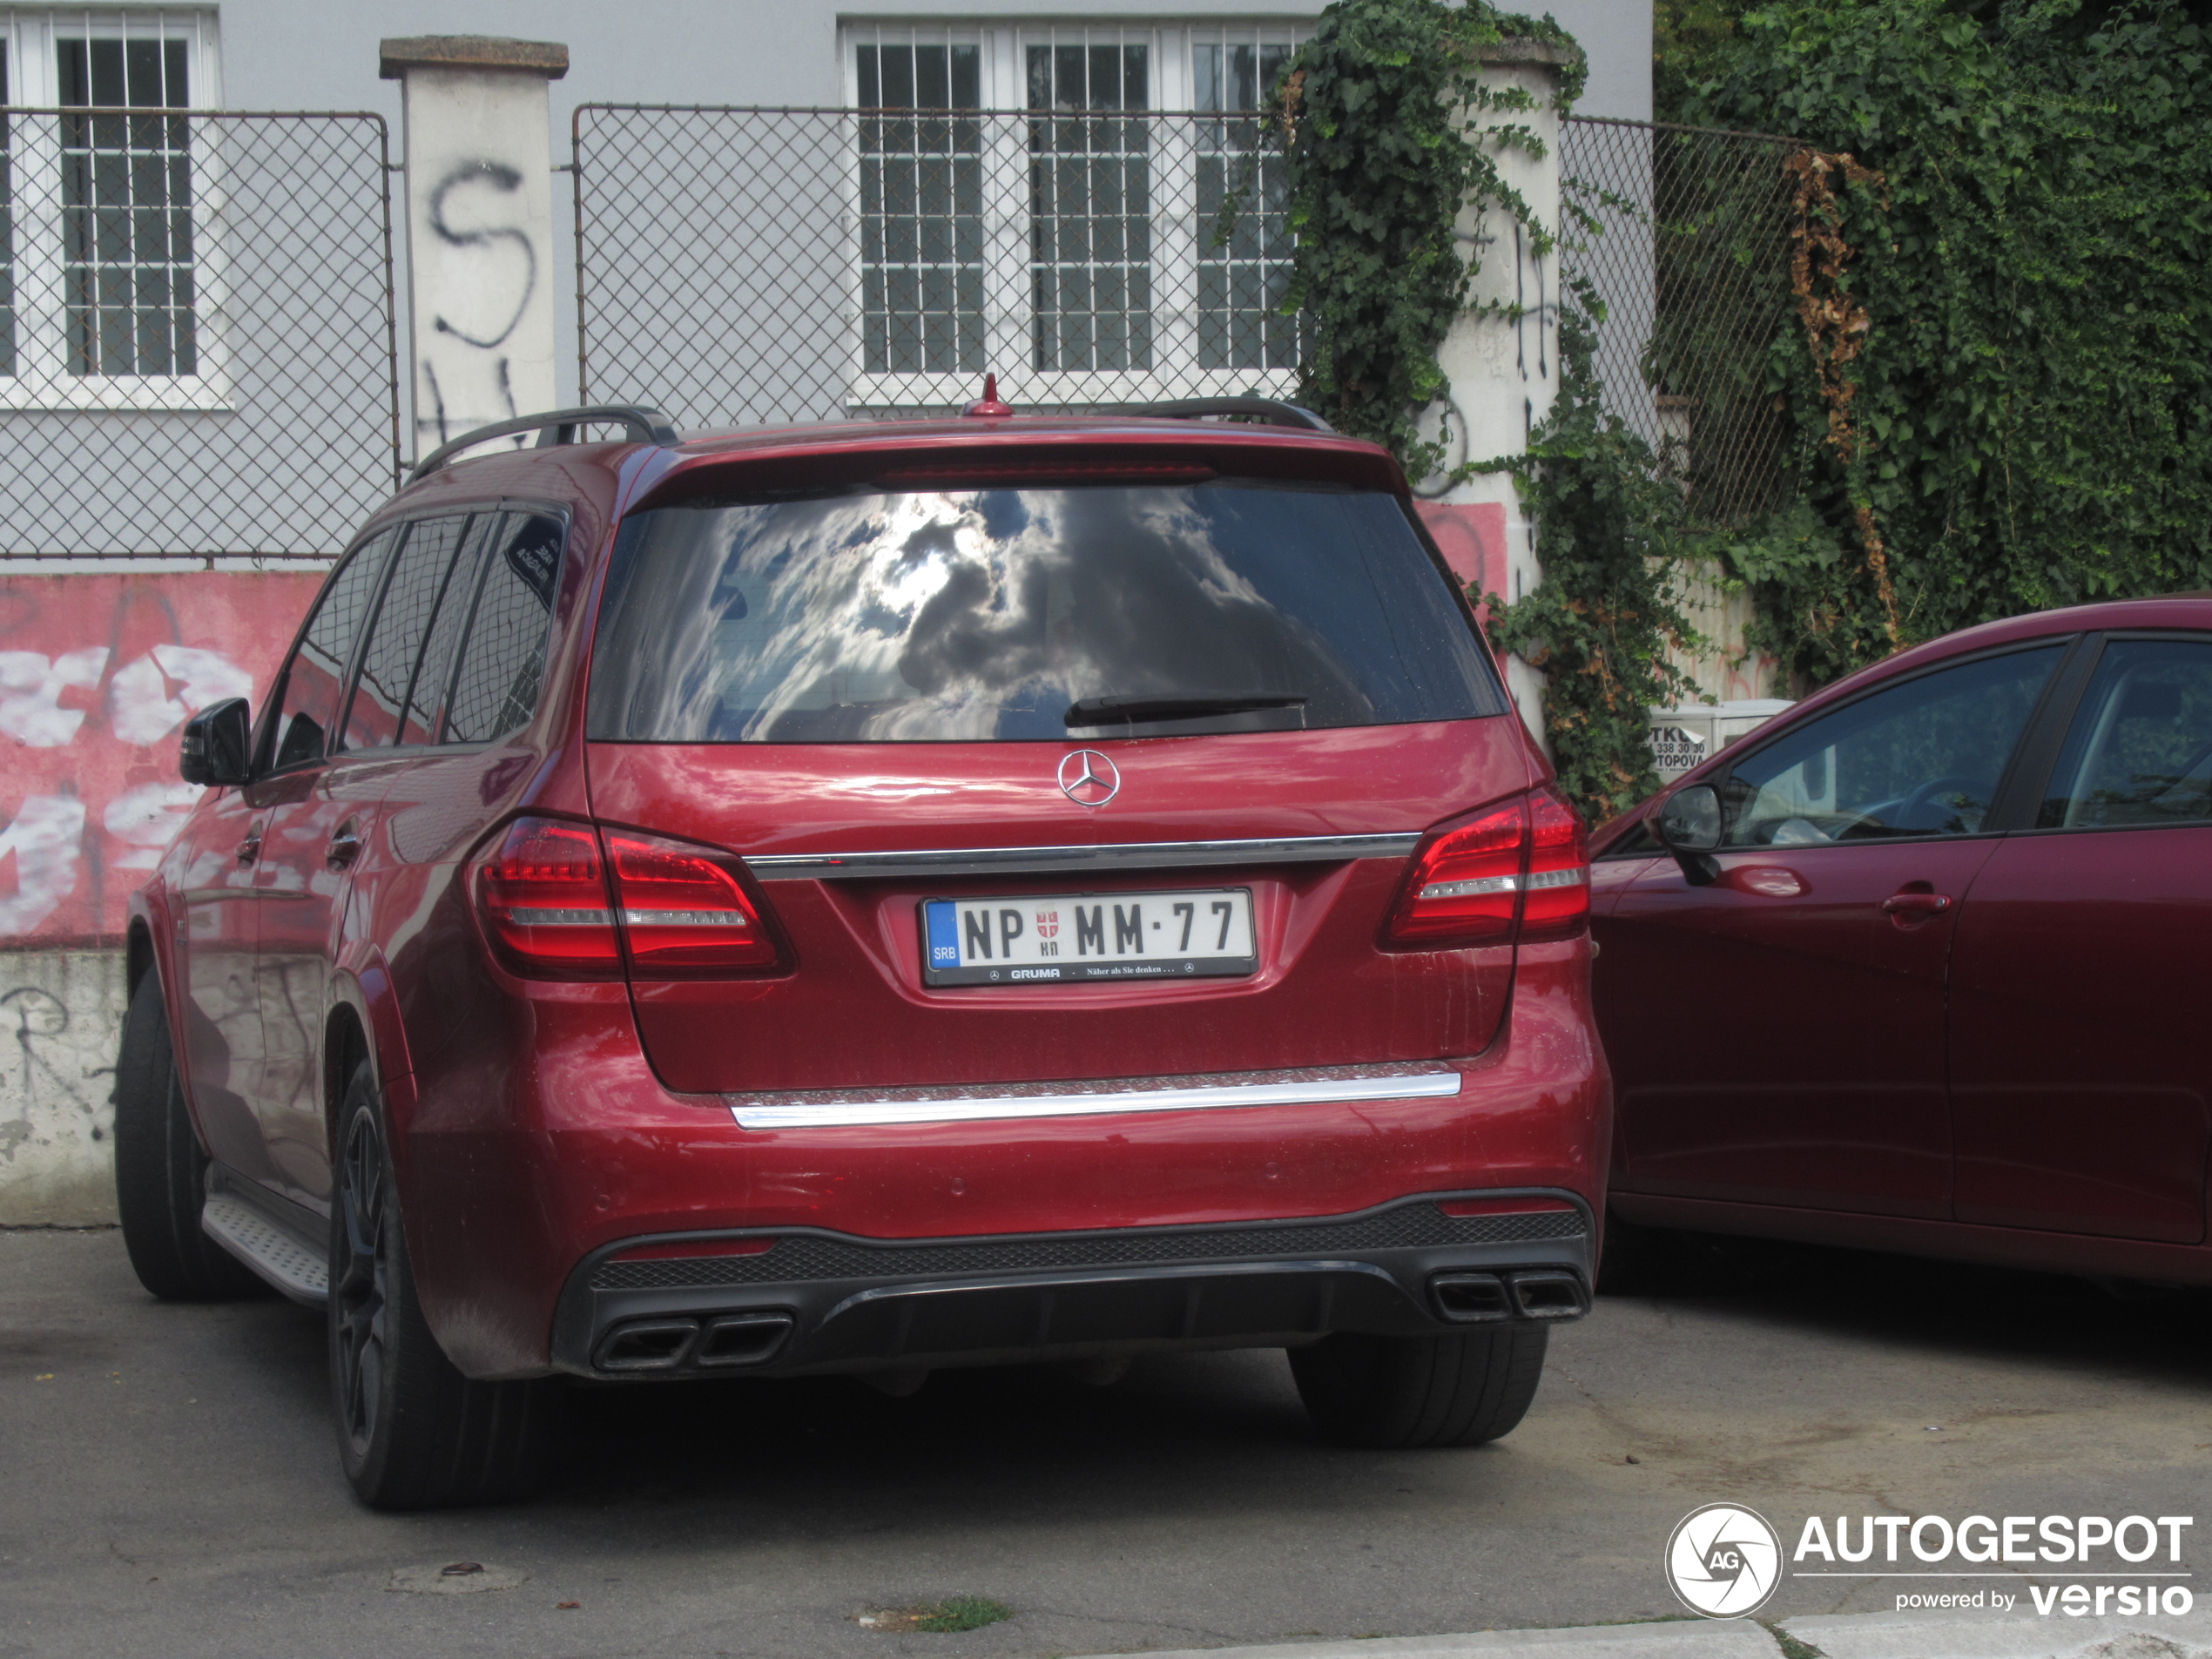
[1949,633,2212,1244]
[173,529,389,1190]
[252,514,475,1207]
[1595,641,2068,1217]
[351,509,560,1075]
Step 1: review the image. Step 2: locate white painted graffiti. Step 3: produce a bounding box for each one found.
[0,648,109,748]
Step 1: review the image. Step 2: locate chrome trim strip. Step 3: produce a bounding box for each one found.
[730,1069,1461,1130]
[744,833,1422,882]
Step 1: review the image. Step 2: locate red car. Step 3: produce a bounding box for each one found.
[111,397,1607,1509]
[1593,597,2212,1287]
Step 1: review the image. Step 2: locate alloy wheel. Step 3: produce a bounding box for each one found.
[333,1107,389,1458]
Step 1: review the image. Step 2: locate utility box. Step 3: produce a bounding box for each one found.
[1648,699,1795,783]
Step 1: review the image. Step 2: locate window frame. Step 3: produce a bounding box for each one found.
[839,18,1310,411]
[0,7,227,412]
[1998,629,2212,840]
[334,509,493,759]
[1690,635,2087,850]
[253,501,570,777]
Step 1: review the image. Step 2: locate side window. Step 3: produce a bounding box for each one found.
[400,514,496,745]
[341,516,471,753]
[445,513,563,745]
[269,530,395,772]
[2038,639,2212,829]
[1716,644,2065,846]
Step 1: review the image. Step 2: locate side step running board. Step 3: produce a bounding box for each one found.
[203,1192,328,1305]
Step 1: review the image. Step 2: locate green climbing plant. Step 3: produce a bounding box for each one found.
[1685,0,2212,688]
[1481,280,1706,823]
[1279,0,1584,479]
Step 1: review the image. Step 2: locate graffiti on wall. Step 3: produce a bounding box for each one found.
[0,574,324,943]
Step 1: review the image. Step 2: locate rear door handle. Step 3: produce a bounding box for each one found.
[325,822,363,871]
[1881,892,1953,918]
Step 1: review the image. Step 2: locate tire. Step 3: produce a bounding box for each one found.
[111,972,268,1302]
[1289,1325,1549,1449]
[329,1062,560,1510]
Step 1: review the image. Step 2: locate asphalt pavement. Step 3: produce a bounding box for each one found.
[3,1225,2209,1659]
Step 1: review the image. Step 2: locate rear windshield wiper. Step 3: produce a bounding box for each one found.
[1064,693,1309,726]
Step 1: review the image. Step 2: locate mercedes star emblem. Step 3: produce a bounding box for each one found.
[1057,749,1121,806]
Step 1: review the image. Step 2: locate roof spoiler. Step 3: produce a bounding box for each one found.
[1109,396,1335,433]
[409,404,681,482]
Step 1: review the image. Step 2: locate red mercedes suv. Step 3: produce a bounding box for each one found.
[112,397,1607,1508]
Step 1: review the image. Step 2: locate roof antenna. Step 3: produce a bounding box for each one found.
[963,373,1014,419]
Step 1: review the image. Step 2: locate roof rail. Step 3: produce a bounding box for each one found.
[1111,396,1336,434]
[409,405,681,482]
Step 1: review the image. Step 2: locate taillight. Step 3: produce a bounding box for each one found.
[1521,784,1591,941]
[472,818,783,979]
[473,817,622,977]
[1386,786,1589,949]
[604,828,779,974]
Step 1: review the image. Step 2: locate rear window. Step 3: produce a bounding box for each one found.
[588,482,1507,742]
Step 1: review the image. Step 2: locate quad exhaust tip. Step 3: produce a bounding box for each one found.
[593,1311,795,1373]
[1429,1269,1589,1325]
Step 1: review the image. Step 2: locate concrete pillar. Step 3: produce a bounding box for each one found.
[380,36,568,462]
[1421,39,1573,751]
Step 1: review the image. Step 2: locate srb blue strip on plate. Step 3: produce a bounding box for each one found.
[925,900,962,966]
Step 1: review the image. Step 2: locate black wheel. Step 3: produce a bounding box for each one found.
[111,972,267,1302]
[329,1063,559,1509]
[1289,1325,1549,1448]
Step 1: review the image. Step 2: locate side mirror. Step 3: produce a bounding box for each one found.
[180,698,253,787]
[1653,782,1723,887]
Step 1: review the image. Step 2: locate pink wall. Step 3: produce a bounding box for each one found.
[0,573,323,946]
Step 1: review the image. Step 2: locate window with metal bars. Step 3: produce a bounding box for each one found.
[1193,39,1298,373]
[57,30,193,376]
[856,42,985,375]
[844,21,1306,405]
[1027,39,1150,373]
[0,10,217,405]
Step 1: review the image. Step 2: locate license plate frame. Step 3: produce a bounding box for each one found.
[919,887,1258,988]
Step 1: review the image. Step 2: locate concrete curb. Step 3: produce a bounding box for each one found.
[1782,1607,2212,1658]
[1065,1620,1777,1659]
[1066,1604,2212,1659]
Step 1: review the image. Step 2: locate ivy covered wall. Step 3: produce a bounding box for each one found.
[1691,0,2212,688]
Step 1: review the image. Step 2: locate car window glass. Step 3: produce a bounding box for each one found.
[341,516,470,753]
[2038,639,2212,828]
[587,482,1507,743]
[401,513,496,746]
[1716,645,2063,846]
[269,529,395,772]
[445,512,562,745]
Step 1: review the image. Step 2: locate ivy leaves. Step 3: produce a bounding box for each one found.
[1692,0,2212,685]
[1281,0,1585,474]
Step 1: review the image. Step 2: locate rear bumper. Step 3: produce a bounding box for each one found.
[548,1191,1594,1380]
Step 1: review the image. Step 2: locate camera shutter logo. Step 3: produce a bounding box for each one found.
[1667,1503,1784,1618]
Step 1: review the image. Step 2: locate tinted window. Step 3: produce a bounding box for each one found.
[2039,638,2212,828]
[399,513,496,745]
[270,530,394,771]
[341,516,470,752]
[588,482,1505,742]
[1717,645,2063,845]
[445,513,561,745]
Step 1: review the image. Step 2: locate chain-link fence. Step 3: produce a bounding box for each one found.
[0,109,400,558]
[1560,116,1804,529]
[574,104,1303,425]
[571,105,1804,530]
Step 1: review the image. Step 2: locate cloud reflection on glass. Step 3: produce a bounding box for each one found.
[589,482,1502,743]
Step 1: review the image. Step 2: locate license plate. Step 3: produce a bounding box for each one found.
[920,888,1258,987]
